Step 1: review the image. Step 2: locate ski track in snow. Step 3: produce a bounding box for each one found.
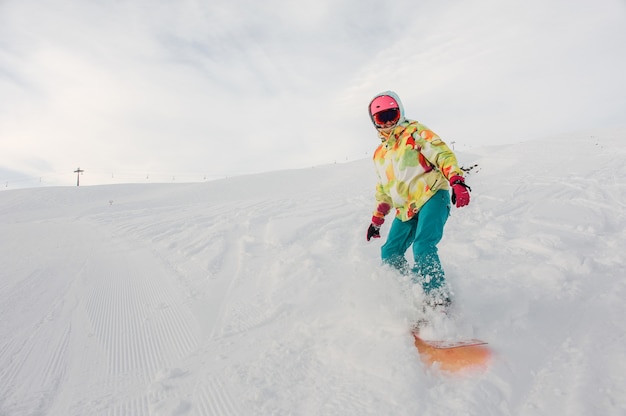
[1,130,626,415]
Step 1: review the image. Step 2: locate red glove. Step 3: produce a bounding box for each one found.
[449,175,471,208]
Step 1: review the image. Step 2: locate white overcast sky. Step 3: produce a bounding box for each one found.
[1,0,625,187]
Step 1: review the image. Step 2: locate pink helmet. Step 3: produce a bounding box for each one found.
[369,95,399,116]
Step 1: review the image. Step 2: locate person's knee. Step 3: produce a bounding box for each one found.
[412,240,439,255]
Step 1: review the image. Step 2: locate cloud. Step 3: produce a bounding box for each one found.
[1,0,625,187]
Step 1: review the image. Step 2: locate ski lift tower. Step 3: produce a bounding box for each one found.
[74,167,84,186]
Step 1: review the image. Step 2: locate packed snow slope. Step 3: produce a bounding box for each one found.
[1,130,625,416]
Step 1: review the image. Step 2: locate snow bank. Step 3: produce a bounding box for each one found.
[1,130,625,415]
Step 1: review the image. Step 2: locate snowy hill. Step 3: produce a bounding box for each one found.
[1,130,625,415]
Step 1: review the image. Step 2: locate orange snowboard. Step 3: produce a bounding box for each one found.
[413,332,492,372]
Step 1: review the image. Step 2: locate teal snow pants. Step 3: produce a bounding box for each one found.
[381,189,451,296]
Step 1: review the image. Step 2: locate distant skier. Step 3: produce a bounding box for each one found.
[365,91,471,310]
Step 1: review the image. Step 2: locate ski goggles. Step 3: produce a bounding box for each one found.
[372,108,400,126]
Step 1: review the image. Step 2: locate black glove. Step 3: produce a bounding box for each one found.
[367,224,381,241]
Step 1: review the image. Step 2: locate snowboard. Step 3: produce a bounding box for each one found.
[412,330,492,372]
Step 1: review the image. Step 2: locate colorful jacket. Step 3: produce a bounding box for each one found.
[370,91,464,222]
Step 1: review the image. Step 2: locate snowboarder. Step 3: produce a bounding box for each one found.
[365,91,471,309]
